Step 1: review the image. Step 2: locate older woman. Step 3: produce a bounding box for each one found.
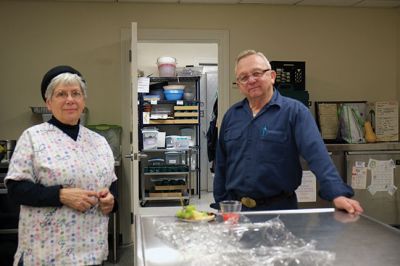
[5,65,117,266]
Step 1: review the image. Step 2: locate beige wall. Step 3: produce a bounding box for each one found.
[0,1,399,139]
[138,43,218,76]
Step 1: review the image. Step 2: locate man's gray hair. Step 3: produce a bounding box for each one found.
[234,50,271,74]
[45,73,87,100]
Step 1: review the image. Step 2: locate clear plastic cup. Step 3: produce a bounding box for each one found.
[219,200,242,223]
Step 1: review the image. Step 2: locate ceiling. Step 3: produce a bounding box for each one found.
[15,0,400,8]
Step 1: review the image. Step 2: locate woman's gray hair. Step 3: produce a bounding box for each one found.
[234,49,272,74]
[45,73,87,100]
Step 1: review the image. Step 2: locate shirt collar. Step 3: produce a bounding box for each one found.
[236,88,283,111]
[48,116,80,141]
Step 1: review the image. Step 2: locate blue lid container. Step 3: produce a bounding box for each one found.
[164,90,184,100]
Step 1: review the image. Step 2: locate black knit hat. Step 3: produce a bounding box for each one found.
[41,65,83,102]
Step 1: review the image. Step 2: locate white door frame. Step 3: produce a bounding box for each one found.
[138,29,230,194]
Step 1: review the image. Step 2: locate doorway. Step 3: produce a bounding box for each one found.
[132,28,230,207]
[137,42,218,193]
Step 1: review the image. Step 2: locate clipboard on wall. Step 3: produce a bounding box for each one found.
[315,101,367,143]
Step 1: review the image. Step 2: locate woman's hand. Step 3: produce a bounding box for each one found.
[98,188,114,215]
[333,196,363,214]
[60,188,99,212]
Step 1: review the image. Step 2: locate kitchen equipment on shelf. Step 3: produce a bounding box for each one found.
[6,140,16,161]
[165,151,186,165]
[163,85,185,90]
[180,128,195,146]
[163,85,185,99]
[143,102,152,113]
[165,135,191,149]
[143,94,161,102]
[149,81,168,100]
[150,104,173,119]
[164,90,183,101]
[0,140,16,161]
[148,158,165,166]
[156,132,166,148]
[144,164,189,173]
[0,141,6,160]
[142,128,159,150]
[176,66,203,77]
[183,91,195,101]
[157,56,177,77]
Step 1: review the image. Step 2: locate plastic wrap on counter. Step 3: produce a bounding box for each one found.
[154,216,335,266]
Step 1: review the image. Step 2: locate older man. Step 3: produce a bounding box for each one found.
[213,50,363,213]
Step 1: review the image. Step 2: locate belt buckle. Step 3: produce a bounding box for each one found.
[241,197,256,208]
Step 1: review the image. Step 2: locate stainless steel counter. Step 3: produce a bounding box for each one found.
[135,209,400,266]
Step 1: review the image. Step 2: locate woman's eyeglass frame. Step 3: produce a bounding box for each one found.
[52,90,84,100]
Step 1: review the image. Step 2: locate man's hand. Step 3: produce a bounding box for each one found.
[334,210,360,223]
[98,188,114,215]
[333,196,363,214]
[60,188,98,212]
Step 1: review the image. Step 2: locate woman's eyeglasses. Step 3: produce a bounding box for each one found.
[236,69,270,85]
[53,90,83,100]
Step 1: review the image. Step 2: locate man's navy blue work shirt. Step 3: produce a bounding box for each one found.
[213,90,353,206]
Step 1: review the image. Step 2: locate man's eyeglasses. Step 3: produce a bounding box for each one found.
[236,69,270,85]
[53,90,83,100]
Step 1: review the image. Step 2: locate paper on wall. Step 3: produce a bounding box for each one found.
[367,159,397,196]
[318,103,339,139]
[374,101,399,141]
[351,165,367,189]
[138,77,150,93]
[296,171,316,202]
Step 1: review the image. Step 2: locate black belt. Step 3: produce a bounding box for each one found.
[236,192,294,208]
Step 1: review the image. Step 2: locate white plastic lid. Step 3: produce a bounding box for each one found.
[157,56,177,65]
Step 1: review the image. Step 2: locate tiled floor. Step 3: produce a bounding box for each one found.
[104,191,215,266]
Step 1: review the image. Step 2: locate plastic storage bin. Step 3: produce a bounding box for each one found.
[165,151,185,165]
[142,129,159,150]
[165,135,191,149]
[157,56,177,77]
[87,124,122,160]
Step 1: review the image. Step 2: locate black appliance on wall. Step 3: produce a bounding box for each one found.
[270,61,309,107]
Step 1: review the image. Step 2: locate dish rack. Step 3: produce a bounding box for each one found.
[30,106,50,114]
[30,107,88,125]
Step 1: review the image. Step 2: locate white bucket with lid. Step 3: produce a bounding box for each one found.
[157,56,177,77]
